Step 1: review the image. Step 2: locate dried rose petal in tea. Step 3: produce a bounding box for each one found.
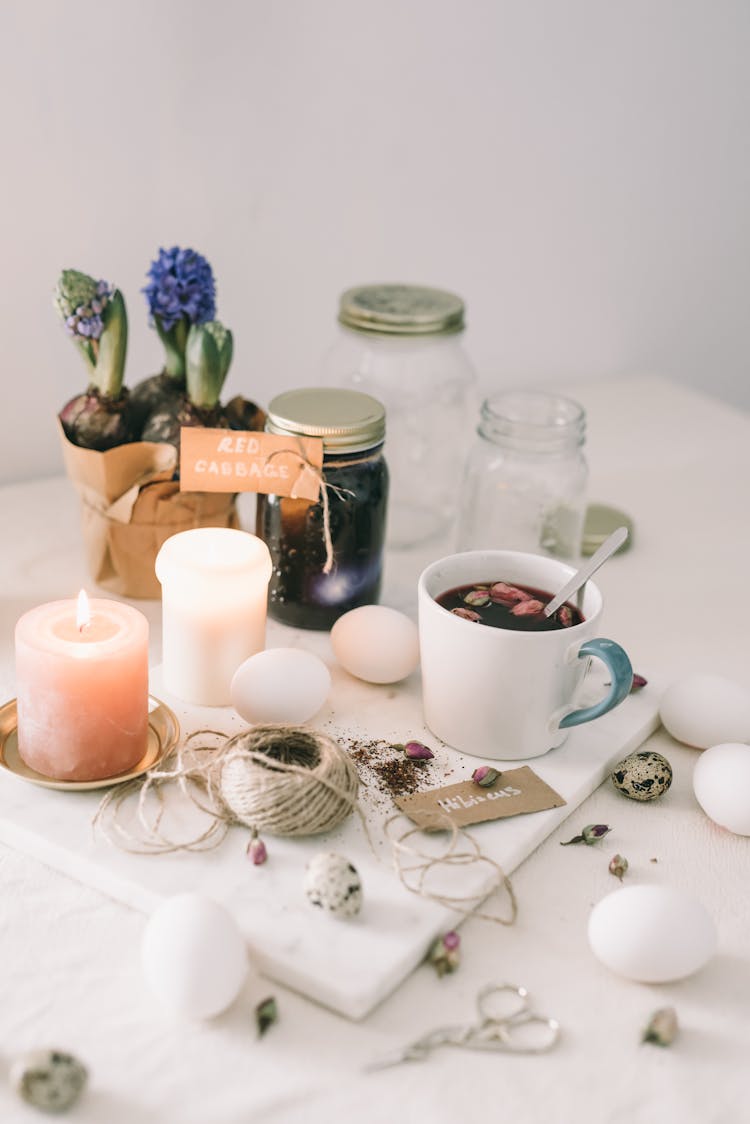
[437,580,584,632]
[463,589,490,607]
[489,582,532,606]
[510,598,545,617]
[451,606,483,622]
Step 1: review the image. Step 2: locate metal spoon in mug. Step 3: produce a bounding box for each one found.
[543,525,629,618]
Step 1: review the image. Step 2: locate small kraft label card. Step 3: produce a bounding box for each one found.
[179,428,324,501]
[396,767,566,830]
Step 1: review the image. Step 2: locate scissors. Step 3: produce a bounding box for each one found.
[366,983,561,1071]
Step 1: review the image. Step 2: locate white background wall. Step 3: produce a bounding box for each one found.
[0,0,748,484]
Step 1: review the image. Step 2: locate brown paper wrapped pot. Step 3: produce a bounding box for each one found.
[58,423,239,599]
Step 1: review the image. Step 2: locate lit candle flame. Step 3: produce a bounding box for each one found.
[76,589,91,633]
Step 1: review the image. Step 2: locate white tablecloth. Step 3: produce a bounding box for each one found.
[0,375,748,1123]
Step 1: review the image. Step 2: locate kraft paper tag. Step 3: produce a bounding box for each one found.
[396,767,566,830]
[179,429,324,500]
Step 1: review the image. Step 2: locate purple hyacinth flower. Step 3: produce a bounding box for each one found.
[142,245,216,330]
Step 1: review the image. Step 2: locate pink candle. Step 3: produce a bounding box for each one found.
[15,593,149,781]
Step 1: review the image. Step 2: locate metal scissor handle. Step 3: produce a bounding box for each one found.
[365,982,561,1071]
[468,982,560,1054]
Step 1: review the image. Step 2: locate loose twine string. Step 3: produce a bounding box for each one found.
[384,811,518,925]
[93,726,517,927]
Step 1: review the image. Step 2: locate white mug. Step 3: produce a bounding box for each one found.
[418,550,633,760]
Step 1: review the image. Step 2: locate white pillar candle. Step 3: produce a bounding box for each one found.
[155,528,272,706]
[15,593,149,782]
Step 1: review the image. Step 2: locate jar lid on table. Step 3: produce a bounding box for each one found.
[338,283,465,337]
[266,388,386,454]
[582,504,634,556]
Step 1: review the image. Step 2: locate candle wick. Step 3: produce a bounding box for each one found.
[78,621,90,634]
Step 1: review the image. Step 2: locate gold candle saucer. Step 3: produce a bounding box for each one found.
[0,696,180,792]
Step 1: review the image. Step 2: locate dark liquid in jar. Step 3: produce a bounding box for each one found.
[435,579,584,632]
[256,447,388,630]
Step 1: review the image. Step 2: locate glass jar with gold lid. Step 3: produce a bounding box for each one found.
[320,283,476,548]
[256,387,388,630]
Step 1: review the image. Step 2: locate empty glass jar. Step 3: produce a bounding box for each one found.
[456,391,588,561]
[320,283,476,548]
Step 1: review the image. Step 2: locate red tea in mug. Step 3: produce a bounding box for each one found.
[435,579,584,632]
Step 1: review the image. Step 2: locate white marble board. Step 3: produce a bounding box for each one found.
[0,624,660,1020]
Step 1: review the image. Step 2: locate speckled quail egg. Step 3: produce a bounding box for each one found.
[611,750,673,801]
[304,852,363,918]
[10,1049,88,1114]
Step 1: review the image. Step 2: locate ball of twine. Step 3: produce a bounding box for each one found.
[218,725,359,836]
[93,724,360,855]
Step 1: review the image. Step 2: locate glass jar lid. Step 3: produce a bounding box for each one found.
[266,388,386,454]
[338,283,465,336]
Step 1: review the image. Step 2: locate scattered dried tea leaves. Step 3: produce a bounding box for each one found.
[344,736,438,807]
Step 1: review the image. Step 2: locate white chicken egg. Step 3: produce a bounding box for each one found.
[231,648,331,725]
[693,741,750,835]
[330,605,419,684]
[142,893,250,1019]
[588,884,717,983]
[659,673,750,749]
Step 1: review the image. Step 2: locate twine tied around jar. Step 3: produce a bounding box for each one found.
[266,447,355,575]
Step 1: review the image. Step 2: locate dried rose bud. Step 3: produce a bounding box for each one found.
[609,853,628,881]
[472,765,501,787]
[489,582,531,605]
[557,605,574,627]
[631,673,648,692]
[404,741,434,761]
[510,599,545,617]
[642,1006,678,1047]
[451,607,482,622]
[427,930,461,976]
[561,823,611,846]
[255,996,278,1038]
[463,589,491,607]
[246,833,268,865]
[583,824,611,843]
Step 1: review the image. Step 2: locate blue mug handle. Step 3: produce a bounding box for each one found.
[558,638,633,729]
